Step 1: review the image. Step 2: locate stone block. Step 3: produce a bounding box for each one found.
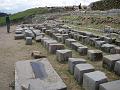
[71,42,84,51]
[35,35,43,42]
[15,58,67,90]
[56,49,72,62]
[49,43,64,54]
[89,38,100,46]
[26,37,32,45]
[114,61,120,75]
[83,71,108,90]
[78,46,88,55]
[14,34,24,40]
[99,80,120,90]
[95,41,106,49]
[110,46,120,54]
[68,58,86,74]
[15,30,23,34]
[103,54,120,70]
[40,37,49,45]
[74,64,95,84]
[65,39,76,47]
[45,40,58,49]
[88,50,103,61]
[101,44,115,53]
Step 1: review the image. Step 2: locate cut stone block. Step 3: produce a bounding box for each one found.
[103,54,120,70]
[89,38,100,46]
[81,36,88,43]
[56,49,72,62]
[101,44,115,53]
[15,58,67,90]
[45,40,58,49]
[78,46,88,55]
[88,50,103,61]
[71,42,84,51]
[25,30,34,38]
[110,46,120,54]
[83,71,108,90]
[74,64,95,84]
[68,58,86,74]
[65,39,76,47]
[41,37,50,45]
[15,30,23,34]
[26,37,32,45]
[49,43,64,54]
[99,80,120,90]
[104,37,113,44]
[95,41,106,49]
[14,34,24,40]
[35,35,43,42]
[114,61,120,75]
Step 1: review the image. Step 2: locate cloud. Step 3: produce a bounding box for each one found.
[0,0,99,13]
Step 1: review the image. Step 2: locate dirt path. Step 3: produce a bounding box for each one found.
[0,26,34,90]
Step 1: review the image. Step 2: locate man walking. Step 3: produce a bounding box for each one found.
[6,15,10,33]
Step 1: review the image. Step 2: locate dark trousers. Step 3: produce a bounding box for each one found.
[7,23,10,33]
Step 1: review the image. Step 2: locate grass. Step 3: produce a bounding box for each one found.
[0,7,48,25]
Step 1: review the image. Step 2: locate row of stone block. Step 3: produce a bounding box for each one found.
[68,58,108,90]
[103,54,120,75]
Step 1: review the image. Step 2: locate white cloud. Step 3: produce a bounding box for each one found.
[0,0,100,13]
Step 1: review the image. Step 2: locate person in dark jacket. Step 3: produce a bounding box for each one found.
[6,15,10,33]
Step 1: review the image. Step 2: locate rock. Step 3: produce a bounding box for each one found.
[99,80,120,90]
[56,49,72,62]
[31,51,46,59]
[15,30,23,34]
[14,34,24,40]
[103,54,120,70]
[88,50,103,61]
[15,58,67,90]
[89,38,100,46]
[26,37,32,45]
[49,43,64,54]
[71,42,84,51]
[74,64,95,84]
[68,58,86,74]
[65,39,76,47]
[83,71,108,90]
[78,46,88,55]
[114,61,120,75]
[35,35,43,42]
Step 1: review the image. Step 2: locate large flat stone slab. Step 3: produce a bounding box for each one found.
[99,80,120,90]
[83,71,108,90]
[74,64,95,84]
[68,58,86,74]
[14,34,24,40]
[88,50,103,61]
[15,58,67,90]
[56,49,72,62]
[103,54,120,70]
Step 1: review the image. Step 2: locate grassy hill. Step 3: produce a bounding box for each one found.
[0,7,48,25]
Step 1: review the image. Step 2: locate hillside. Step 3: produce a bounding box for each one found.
[90,0,120,10]
[0,7,48,25]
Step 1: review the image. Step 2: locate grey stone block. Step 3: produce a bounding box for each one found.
[83,71,108,90]
[35,35,43,42]
[14,34,24,40]
[114,61,120,75]
[89,38,100,46]
[101,44,115,53]
[103,54,120,70]
[26,37,32,45]
[110,47,120,54]
[56,49,72,62]
[95,41,106,49]
[88,50,103,61]
[15,30,23,34]
[99,80,120,90]
[15,58,67,90]
[68,58,86,74]
[74,64,95,84]
[71,42,84,51]
[49,43,64,54]
[41,37,49,45]
[65,39,76,47]
[78,46,88,55]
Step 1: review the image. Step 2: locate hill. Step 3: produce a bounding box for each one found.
[90,0,120,10]
[0,12,8,17]
[0,7,48,25]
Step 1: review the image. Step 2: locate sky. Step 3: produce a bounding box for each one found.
[0,0,100,14]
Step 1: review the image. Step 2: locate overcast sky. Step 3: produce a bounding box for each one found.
[0,0,100,14]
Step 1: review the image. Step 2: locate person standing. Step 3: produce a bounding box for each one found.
[6,15,10,33]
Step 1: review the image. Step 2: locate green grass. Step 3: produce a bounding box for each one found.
[0,7,48,25]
